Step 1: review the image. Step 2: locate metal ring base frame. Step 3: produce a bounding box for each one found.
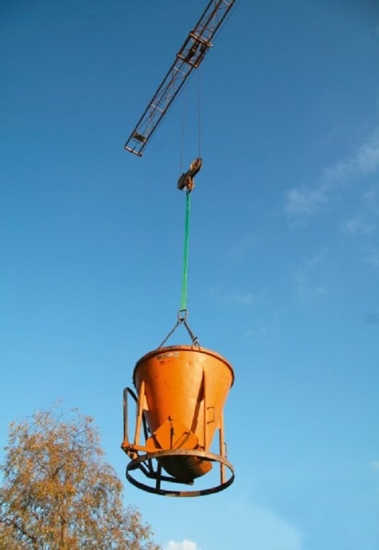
[126,448,235,497]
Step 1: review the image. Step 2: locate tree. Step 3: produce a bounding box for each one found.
[0,407,161,550]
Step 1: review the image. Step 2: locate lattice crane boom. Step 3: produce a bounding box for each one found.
[124,0,236,157]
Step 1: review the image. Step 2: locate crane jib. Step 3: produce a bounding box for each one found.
[124,0,236,157]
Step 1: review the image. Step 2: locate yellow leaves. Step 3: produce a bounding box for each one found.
[0,407,162,549]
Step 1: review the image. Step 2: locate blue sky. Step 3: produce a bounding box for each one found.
[1,0,379,548]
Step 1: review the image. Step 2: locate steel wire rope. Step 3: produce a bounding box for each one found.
[179,86,188,174]
[197,66,202,159]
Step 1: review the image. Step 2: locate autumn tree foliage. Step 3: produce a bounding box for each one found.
[0,408,161,550]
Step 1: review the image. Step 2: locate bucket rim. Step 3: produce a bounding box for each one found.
[133,345,234,387]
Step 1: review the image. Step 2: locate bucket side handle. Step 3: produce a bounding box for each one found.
[122,387,150,450]
[122,387,138,449]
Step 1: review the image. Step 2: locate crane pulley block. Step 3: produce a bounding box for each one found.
[177,33,211,69]
[177,158,203,192]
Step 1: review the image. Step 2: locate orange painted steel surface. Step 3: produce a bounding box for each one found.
[132,345,234,482]
[134,345,234,448]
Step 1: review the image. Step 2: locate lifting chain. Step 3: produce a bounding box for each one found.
[158,309,200,349]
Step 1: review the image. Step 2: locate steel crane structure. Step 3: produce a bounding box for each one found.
[124,0,236,157]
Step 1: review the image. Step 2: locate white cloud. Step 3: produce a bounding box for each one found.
[323,130,379,181]
[294,250,327,301]
[338,187,379,266]
[341,216,376,236]
[285,129,379,224]
[286,187,328,220]
[246,506,303,550]
[363,189,379,212]
[355,133,379,174]
[225,290,255,306]
[244,323,268,338]
[229,233,259,258]
[337,178,379,240]
[244,309,282,340]
[363,246,379,268]
[162,496,303,550]
[371,461,379,469]
[221,499,304,550]
[165,541,200,550]
[211,286,255,307]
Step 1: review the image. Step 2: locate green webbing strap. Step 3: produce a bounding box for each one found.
[180,190,191,311]
[158,187,199,349]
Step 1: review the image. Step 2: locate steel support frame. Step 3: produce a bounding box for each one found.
[121,386,234,497]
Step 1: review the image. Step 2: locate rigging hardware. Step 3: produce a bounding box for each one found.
[178,158,202,191]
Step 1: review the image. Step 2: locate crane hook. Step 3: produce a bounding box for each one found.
[177,158,202,192]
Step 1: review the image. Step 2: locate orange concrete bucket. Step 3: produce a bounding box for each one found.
[122,344,235,497]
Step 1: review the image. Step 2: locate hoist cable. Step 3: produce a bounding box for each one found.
[180,67,202,171]
[197,67,202,158]
[179,86,187,175]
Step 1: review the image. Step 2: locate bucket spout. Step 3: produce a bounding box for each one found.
[145,416,212,481]
[159,453,212,482]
